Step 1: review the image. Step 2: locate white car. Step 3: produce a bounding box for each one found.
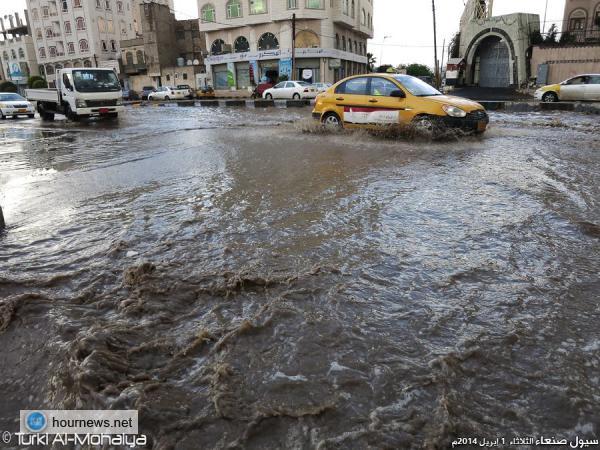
[535,74,600,102]
[0,92,36,119]
[312,82,333,93]
[263,81,318,100]
[147,86,188,101]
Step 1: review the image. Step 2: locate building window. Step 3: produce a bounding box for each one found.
[96,0,101,8]
[46,28,54,38]
[176,30,185,40]
[234,36,250,52]
[258,32,278,50]
[74,0,82,7]
[201,4,216,22]
[335,33,339,49]
[306,0,323,8]
[11,49,17,59]
[46,64,55,75]
[32,8,39,19]
[39,47,46,58]
[249,0,267,15]
[64,21,72,34]
[36,29,43,40]
[351,0,355,17]
[166,74,171,81]
[98,17,106,32]
[361,9,366,25]
[61,0,68,12]
[568,8,587,31]
[105,0,111,10]
[107,19,114,33]
[287,0,297,8]
[111,40,116,51]
[211,38,226,55]
[79,39,89,52]
[101,40,108,51]
[18,48,25,58]
[76,17,86,30]
[42,6,50,17]
[117,1,123,12]
[136,50,144,63]
[183,73,188,80]
[342,36,346,51]
[67,42,75,53]
[227,0,242,18]
[49,46,57,57]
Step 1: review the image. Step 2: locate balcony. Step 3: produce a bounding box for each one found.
[123,63,147,74]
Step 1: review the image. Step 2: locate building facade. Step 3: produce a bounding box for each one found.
[562,0,600,41]
[197,0,374,93]
[457,0,539,88]
[25,0,137,85]
[131,0,174,35]
[120,3,206,92]
[0,13,40,92]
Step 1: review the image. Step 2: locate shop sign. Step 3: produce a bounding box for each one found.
[279,58,292,78]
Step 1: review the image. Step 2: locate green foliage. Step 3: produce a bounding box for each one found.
[278,74,289,82]
[376,65,394,73]
[530,30,544,45]
[406,64,433,78]
[0,81,18,93]
[27,75,46,88]
[544,24,558,44]
[449,32,461,58]
[559,32,576,44]
[31,79,48,89]
[366,52,376,72]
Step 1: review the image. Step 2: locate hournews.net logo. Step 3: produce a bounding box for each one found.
[24,411,47,433]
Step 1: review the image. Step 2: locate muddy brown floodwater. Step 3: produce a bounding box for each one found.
[0,106,599,449]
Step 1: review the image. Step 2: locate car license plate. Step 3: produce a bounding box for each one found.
[99,108,109,114]
[18,109,27,113]
[477,120,487,132]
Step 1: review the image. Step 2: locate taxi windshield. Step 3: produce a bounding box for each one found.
[0,93,26,101]
[72,70,121,93]
[393,75,442,97]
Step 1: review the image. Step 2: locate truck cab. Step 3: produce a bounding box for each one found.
[26,68,124,121]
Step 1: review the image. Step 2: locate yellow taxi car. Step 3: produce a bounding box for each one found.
[312,74,489,133]
[535,74,600,102]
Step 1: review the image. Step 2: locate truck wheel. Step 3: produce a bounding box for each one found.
[107,112,119,120]
[65,105,80,122]
[164,96,170,101]
[0,110,5,120]
[28,114,35,119]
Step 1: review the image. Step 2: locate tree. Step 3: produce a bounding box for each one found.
[406,64,434,78]
[559,31,576,44]
[31,79,48,88]
[0,81,18,93]
[448,32,461,58]
[376,65,394,73]
[530,30,544,45]
[366,52,376,72]
[544,24,558,44]
[277,73,289,82]
[27,75,46,88]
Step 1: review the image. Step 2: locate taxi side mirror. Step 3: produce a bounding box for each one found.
[390,90,405,98]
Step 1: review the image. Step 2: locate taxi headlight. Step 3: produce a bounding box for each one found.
[76,99,87,108]
[0,103,12,109]
[116,98,123,106]
[442,104,467,118]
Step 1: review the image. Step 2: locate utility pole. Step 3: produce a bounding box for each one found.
[440,38,446,89]
[542,0,549,34]
[291,13,296,80]
[432,0,439,88]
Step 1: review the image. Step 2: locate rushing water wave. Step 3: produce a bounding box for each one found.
[1,106,599,449]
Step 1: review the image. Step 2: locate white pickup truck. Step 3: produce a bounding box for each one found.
[26,68,124,121]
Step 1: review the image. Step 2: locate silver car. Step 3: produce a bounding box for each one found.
[0,92,36,119]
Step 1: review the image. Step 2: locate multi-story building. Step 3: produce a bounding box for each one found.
[0,13,40,92]
[131,0,174,36]
[197,0,374,93]
[562,0,600,42]
[120,3,206,92]
[25,0,137,86]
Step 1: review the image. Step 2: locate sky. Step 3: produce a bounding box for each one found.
[1,0,566,67]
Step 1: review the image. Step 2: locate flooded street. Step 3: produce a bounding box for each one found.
[1,106,599,448]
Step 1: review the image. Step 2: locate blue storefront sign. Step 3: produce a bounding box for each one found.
[279,58,292,79]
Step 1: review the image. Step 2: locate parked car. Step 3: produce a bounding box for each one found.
[177,84,195,99]
[535,74,600,102]
[141,86,156,100]
[313,82,333,93]
[263,81,318,99]
[122,88,139,101]
[0,92,36,119]
[252,81,274,99]
[196,86,215,98]
[312,74,488,133]
[147,86,188,101]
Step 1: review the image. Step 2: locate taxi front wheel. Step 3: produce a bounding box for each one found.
[542,92,558,103]
[322,112,342,128]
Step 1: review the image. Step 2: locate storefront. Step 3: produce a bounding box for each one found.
[235,62,250,90]
[258,60,279,83]
[294,58,320,84]
[212,63,229,90]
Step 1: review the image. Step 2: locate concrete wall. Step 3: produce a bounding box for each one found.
[459,13,539,87]
[531,44,600,84]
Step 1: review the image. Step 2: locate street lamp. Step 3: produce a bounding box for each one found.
[379,35,391,69]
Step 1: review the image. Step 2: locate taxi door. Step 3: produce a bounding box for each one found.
[560,76,588,100]
[367,77,413,124]
[332,77,373,125]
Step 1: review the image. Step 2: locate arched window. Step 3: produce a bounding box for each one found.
[211,38,226,54]
[38,48,46,59]
[234,36,250,52]
[101,40,108,52]
[64,21,72,34]
[126,51,134,65]
[49,47,57,57]
[226,0,242,18]
[73,0,82,7]
[335,33,340,49]
[258,32,278,50]
[39,65,46,76]
[18,48,25,58]
[36,29,43,40]
[136,50,144,63]
[594,3,600,29]
[568,8,587,31]
[46,27,54,38]
[67,42,75,54]
[343,0,348,14]
[46,64,55,75]
[79,39,89,52]
[42,6,49,17]
[361,9,366,25]
[201,4,215,22]
[111,40,117,51]
[11,49,17,59]
[84,60,92,67]
[32,8,39,19]
[351,0,355,18]
[117,1,123,12]
[76,17,86,30]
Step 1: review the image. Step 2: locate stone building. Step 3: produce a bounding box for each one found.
[456,0,539,88]
[197,0,374,93]
[25,0,137,86]
[561,0,600,41]
[120,3,206,92]
[0,13,40,92]
[131,0,174,36]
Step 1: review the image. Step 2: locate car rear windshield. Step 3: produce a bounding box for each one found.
[393,75,441,96]
[73,70,121,93]
[0,93,26,101]
[143,86,154,90]
[297,81,311,86]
